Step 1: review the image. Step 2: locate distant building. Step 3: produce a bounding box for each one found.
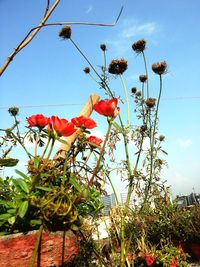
[101,192,135,215]
[174,192,200,207]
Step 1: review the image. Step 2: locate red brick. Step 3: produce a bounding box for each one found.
[0,230,79,267]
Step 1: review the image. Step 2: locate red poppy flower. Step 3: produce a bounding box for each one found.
[93,98,120,118]
[71,115,97,129]
[27,114,50,128]
[145,254,155,267]
[50,116,77,137]
[87,136,103,146]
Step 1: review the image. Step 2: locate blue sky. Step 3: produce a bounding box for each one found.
[1,0,200,197]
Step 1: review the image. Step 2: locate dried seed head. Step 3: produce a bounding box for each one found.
[159,135,165,141]
[83,67,90,74]
[139,75,148,83]
[135,91,142,97]
[152,61,168,75]
[100,43,107,51]
[140,125,147,132]
[59,26,72,39]
[8,107,19,116]
[132,39,146,53]
[146,98,156,108]
[131,87,137,94]
[108,58,128,75]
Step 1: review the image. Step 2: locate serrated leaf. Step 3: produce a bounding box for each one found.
[18,200,28,218]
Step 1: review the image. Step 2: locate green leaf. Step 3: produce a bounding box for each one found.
[0,213,12,220]
[0,158,19,167]
[34,156,40,169]
[8,216,16,225]
[35,186,52,192]
[30,219,42,226]
[18,200,29,218]
[15,169,29,180]
[12,178,29,193]
[69,176,82,192]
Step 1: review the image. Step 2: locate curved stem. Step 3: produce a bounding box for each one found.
[120,74,131,126]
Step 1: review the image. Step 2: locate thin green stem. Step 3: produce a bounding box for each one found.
[29,225,43,267]
[143,74,163,206]
[142,51,149,98]
[87,121,112,187]
[70,38,113,96]
[120,74,131,126]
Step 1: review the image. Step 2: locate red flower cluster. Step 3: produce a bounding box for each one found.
[87,136,103,146]
[93,98,120,118]
[145,254,155,267]
[27,114,99,138]
[27,114,76,137]
[71,115,97,129]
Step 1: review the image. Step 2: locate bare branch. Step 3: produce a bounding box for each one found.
[0,0,61,77]
[0,6,123,77]
[43,0,51,17]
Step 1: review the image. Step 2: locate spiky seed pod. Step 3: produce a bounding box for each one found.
[8,107,19,116]
[59,26,72,39]
[152,61,168,75]
[139,75,148,83]
[108,58,128,75]
[132,39,146,53]
[83,67,90,74]
[145,98,156,108]
[100,43,107,51]
[131,87,137,94]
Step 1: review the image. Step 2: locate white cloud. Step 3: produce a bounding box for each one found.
[177,138,192,148]
[105,18,157,54]
[86,5,93,14]
[122,21,156,38]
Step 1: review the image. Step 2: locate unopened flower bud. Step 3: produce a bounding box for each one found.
[139,75,148,83]
[131,87,137,94]
[159,135,165,141]
[83,67,90,74]
[100,43,107,51]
